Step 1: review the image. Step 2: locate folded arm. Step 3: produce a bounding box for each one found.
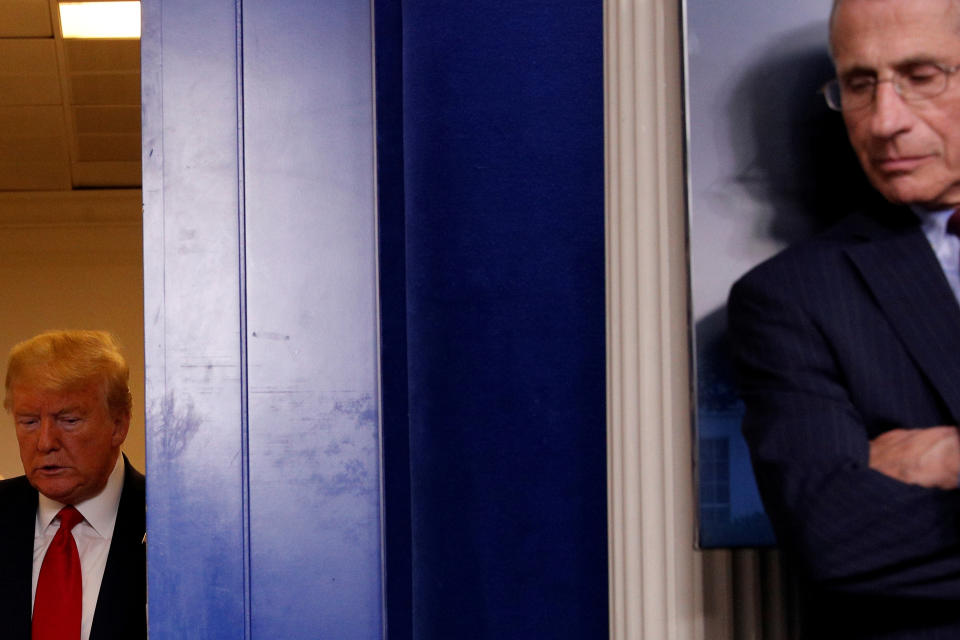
[870,426,960,490]
[728,275,960,599]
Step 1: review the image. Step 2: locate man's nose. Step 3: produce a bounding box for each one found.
[868,81,914,139]
[36,418,60,451]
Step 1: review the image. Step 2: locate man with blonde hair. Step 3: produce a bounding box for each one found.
[0,330,145,640]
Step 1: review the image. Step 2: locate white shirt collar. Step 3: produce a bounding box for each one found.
[37,454,125,539]
[910,204,956,238]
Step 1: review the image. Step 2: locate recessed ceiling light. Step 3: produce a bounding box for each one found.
[59,1,141,39]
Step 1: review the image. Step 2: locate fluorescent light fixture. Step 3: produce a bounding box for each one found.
[59,2,141,39]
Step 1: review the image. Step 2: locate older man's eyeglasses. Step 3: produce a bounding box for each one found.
[820,62,960,111]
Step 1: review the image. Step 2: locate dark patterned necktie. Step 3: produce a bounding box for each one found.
[32,506,84,640]
[948,210,960,239]
[948,211,960,284]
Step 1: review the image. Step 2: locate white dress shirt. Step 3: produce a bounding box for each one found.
[32,455,125,640]
[914,206,960,305]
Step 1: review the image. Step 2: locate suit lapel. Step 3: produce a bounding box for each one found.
[846,225,960,422]
[0,477,39,640]
[89,458,146,640]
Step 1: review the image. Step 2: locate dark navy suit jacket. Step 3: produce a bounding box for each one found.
[0,457,146,640]
[729,204,960,639]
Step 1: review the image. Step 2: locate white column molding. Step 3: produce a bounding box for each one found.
[605,2,793,639]
[604,0,702,637]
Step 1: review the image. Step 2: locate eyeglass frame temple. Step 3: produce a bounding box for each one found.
[818,63,960,112]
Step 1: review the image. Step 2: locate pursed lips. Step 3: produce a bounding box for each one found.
[872,154,933,173]
[33,463,70,474]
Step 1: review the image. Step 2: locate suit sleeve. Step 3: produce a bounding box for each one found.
[728,273,960,599]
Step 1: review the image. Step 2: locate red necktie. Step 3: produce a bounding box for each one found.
[32,506,84,640]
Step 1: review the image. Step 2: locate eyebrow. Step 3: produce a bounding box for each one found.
[53,407,86,416]
[894,56,944,69]
[839,56,944,78]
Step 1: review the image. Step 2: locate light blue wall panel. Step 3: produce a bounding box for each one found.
[142,0,247,637]
[241,0,383,637]
[143,1,383,637]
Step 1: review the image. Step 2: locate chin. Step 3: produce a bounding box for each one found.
[871,174,960,209]
[30,478,79,503]
[872,180,936,207]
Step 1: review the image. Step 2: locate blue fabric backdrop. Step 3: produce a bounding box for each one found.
[375,1,608,637]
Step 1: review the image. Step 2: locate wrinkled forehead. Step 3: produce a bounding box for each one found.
[6,373,108,411]
[830,0,960,24]
[829,0,960,67]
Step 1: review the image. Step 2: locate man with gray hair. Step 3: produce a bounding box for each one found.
[729,0,960,636]
[0,330,145,640]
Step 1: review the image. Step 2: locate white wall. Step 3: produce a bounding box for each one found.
[0,190,144,479]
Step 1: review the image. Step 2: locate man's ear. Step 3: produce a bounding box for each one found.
[111,410,131,447]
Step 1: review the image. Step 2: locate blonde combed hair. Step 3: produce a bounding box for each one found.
[3,330,132,417]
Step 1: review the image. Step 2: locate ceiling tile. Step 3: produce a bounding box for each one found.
[0,0,53,38]
[74,105,140,133]
[77,133,140,161]
[0,105,68,138]
[0,135,66,163]
[0,40,61,105]
[69,72,140,105]
[72,161,141,188]
[0,190,142,226]
[0,161,72,190]
[0,4,143,191]
[65,39,140,73]
[0,106,71,189]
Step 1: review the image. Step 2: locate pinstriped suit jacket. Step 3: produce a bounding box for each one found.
[729,204,960,639]
[0,457,146,640]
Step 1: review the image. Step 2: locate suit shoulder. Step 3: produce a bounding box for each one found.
[122,457,145,491]
[731,209,916,299]
[0,475,32,496]
[731,232,850,301]
[0,476,35,513]
[119,457,145,525]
